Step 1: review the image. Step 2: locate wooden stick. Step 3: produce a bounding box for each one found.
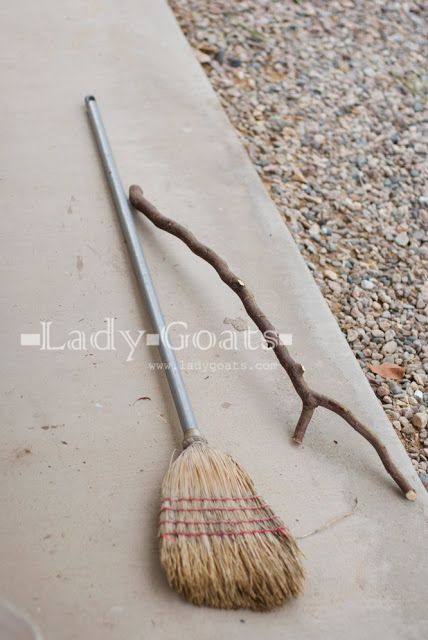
[129,185,416,501]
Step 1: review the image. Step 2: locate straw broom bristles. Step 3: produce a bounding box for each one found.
[159,441,304,610]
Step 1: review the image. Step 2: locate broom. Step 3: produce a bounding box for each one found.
[85,96,304,611]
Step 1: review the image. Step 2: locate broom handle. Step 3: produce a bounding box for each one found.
[85,95,202,443]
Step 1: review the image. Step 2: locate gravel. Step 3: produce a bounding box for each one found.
[169,0,428,487]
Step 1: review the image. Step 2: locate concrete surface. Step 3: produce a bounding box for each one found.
[0,1,426,639]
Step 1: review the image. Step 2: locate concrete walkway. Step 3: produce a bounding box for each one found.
[0,1,426,638]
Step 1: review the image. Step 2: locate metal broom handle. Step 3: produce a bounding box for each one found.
[85,95,203,445]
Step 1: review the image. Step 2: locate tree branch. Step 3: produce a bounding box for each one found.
[129,184,416,501]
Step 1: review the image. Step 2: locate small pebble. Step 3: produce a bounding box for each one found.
[324,269,338,281]
[389,382,402,396]
[394,232,409,247]
[377,384,389,398]
[347,329,359,342]
[412,413,428,430]
[382,341,398,355]
[227,57,241,68]
[361,279,375,290]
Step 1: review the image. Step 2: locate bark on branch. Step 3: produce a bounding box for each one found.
[129,184,416,501]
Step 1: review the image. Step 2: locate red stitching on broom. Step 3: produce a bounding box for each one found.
[160,526,287,538]
[159,504,270,514]
[159,515,280,526]
[162,496,262,502]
